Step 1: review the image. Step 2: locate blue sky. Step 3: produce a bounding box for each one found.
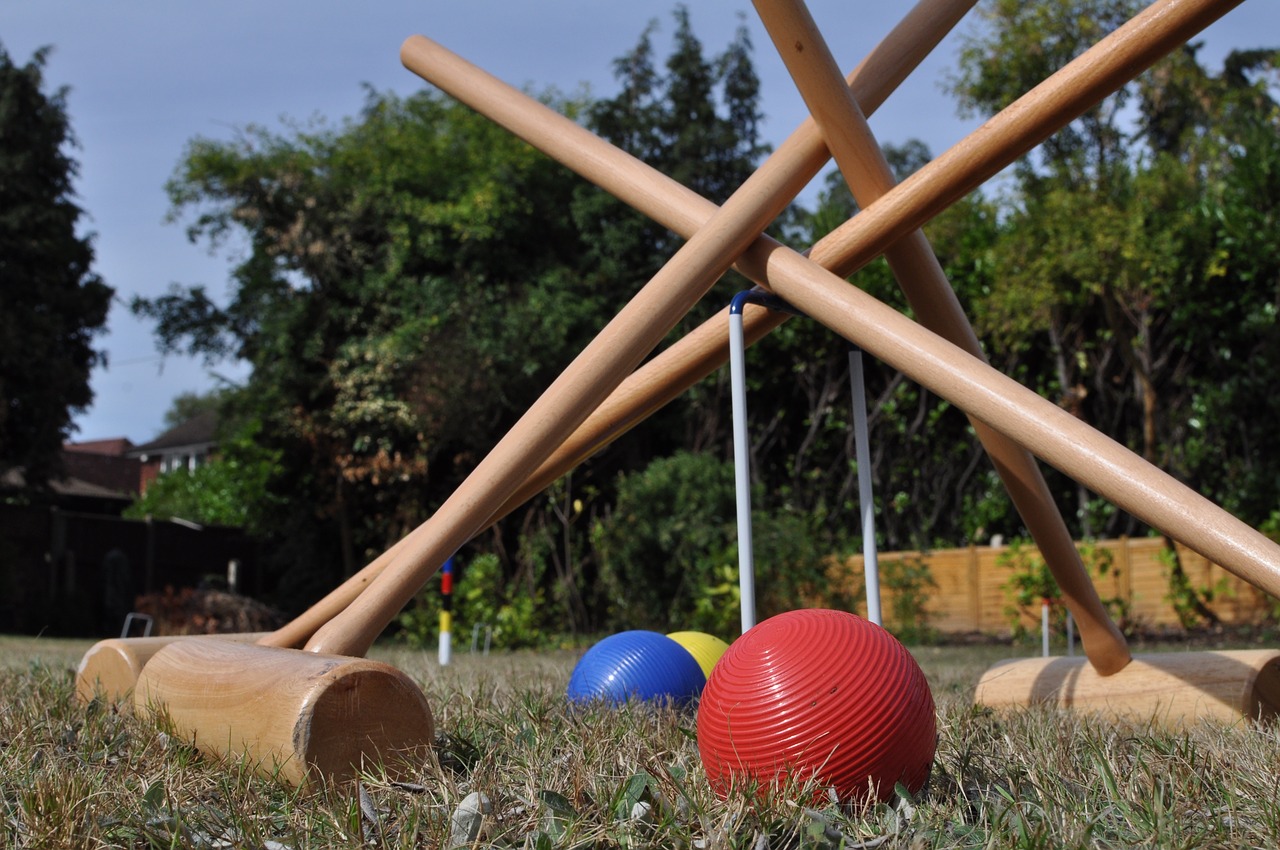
[3,1,1274,445]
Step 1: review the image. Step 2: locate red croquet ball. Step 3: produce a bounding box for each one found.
[696,608,935,804]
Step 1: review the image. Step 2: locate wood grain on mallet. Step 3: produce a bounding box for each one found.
[974,650,1280,727]
[134,640,433,786]
[76,633,270,704]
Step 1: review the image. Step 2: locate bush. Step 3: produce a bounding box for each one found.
[592,451,737,632]
[741,508,855,625]
[592,451,846,635]
[999,539,1126,640]
[879,555,938,645]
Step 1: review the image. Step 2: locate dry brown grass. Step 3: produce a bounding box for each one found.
[3,635,1279,848]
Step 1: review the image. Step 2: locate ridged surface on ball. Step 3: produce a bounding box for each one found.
[567,631,706,705]
[696,609,935,803]
[666,631,731,680]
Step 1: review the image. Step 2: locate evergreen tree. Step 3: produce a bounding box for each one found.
[572,5,768,470]
[0,44,112,488]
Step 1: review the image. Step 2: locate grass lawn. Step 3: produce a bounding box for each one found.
[0,634,97,672]
[3,632,1279,848]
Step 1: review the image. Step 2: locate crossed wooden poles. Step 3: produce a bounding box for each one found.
[77,0,1279,787]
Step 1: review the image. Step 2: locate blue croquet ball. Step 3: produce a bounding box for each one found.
[566,630,706,705]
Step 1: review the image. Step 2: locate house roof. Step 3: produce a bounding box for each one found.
[64,437,135,457]
[130,410,219,455]
[0,466,132,500]
[61,451,143,496]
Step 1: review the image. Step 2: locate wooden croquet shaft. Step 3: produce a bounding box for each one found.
[296,0,977,655]
[407,0,1247,666]
[399,0,970,530]
[134,640,434,787]
[494,0,976,517]
[725,228,1280,607]
[320,0,1261,656]
[972,650,1280,727]
[305,109,849,656]
[442,0,1280,599]
[739,0,1279,597]
[752,1,1128,667]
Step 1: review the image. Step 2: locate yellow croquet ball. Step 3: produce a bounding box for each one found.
[666,630,730,680]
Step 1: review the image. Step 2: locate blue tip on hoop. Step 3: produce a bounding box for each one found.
[728,288,806,317]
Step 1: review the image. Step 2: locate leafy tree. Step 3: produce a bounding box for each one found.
[1162,48,1280,521]
[135,87,593,594]
[557,7,770,489]
[951,1,1169,536]
[0,44,112,487]
[124,389,279,529]
[573,6,767,335]
[950,0,1279,536]
[949,0,1140,187]
[160,387,234,430]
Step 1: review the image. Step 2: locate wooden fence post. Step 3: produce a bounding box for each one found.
[1118,536,1132,611]
[969,543,981,631]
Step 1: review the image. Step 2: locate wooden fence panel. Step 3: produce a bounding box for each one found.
[833,536,1275,636]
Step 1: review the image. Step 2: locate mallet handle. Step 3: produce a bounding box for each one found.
[752,1,1127,665]
[415,0,1270,617]
[734,0,1276,609]
[412,0,1249,645]
[496,0,977,514]
[309,0,1267,659]
[306,78,845,654]
[259,0,972,651]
